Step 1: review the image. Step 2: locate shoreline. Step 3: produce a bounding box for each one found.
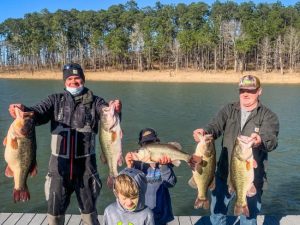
[1,70,300,84]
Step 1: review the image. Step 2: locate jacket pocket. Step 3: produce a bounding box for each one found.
[51,129,70,158]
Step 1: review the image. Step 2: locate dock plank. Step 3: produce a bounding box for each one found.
[2,213,23,225]
[168,216,179,225]
[96,215,103,225]
[190,216,207,225]
[29,214,47,225]
[0,214,300,225]
[16,213,35,225]
[282,215,300,225]
[67,214,81,225]
[0,213,11,224]
[179,216,192,225]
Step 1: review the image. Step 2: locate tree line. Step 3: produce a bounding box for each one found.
[0,0,300,74]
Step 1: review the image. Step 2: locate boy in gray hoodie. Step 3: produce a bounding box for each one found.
[103,167,154,225]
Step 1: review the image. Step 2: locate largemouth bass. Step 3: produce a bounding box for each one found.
[188,134,216,209]
[99,102,123,188]
[131,142,191,167]
[229,135,257,217]
[3,107,37,202]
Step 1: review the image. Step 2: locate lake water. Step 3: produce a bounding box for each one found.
[0,79,299,216]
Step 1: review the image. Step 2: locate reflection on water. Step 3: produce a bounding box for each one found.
[0,80,299,215]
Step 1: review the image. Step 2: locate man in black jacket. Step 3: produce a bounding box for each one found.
[193,75,279,225]
[9,63,122,225]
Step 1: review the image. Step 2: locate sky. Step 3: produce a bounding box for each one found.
[0,0,299,23]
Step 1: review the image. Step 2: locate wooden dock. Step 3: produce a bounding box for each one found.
[0,213,299,225]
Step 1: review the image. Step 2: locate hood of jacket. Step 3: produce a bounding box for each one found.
[117,167,147,212]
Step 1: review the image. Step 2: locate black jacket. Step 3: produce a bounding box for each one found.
[28,87,107,177]
[204,101,279,190]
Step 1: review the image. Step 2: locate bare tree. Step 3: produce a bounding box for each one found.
[285,27,300,73]
[220,19,242,72]
[274,35,284,74]
[130,23,145,71]
[260,36,271,72]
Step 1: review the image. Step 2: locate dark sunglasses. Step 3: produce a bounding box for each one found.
[239,88,259,94]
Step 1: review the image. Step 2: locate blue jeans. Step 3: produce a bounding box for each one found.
[210,176,262,225]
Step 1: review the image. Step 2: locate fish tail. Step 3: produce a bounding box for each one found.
[29,163,38,177]
[234,204,249,217]
[194,197,210,210]
[13,187,30,202]
[107,175,115,189]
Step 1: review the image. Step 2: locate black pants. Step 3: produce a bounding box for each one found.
[45,172,102,216]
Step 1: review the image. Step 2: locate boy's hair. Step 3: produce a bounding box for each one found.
[114,174,139,199]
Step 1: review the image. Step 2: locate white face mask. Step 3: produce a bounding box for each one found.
[66,85,84,95]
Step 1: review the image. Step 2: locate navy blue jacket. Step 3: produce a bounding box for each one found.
[133,162,177,225]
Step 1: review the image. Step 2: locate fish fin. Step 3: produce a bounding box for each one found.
[107,176,115,189]
[15,107,22,118]
[203,199,210,210]
[13,189,21,202]
[5,166,14,177]
[209,177,216,191]
[234,204,249,217]
[202,160,208,167]
[171,160,181,167]
[20,187,30,202]
[120,129,123,139]
[167,142,182,150]
[247,184,257,197]
[111,131,117,142]
[11,138,18,149]
[246,160,251,170]
[228,186,235,194]
[23,111,34,118]
[100,153,107,164]
[3,136,7,146]
[29,163,38,177]
[243,206,250,217]
[196,164,203,174]
[117,155,123,167]
[234,204,243,216]
[188,177,197,189]
[253,159,258,168]
[227,176,235,194]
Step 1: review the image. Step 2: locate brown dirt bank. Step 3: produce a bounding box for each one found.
[1,70,300,84]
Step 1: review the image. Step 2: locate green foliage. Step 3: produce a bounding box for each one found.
[0,1,300,72]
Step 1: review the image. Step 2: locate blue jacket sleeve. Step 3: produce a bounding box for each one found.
[160,164,177,188]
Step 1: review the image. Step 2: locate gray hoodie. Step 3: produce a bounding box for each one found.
[103,168,155,225]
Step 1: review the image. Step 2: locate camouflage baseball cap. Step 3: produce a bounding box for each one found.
[239,75,261,90]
